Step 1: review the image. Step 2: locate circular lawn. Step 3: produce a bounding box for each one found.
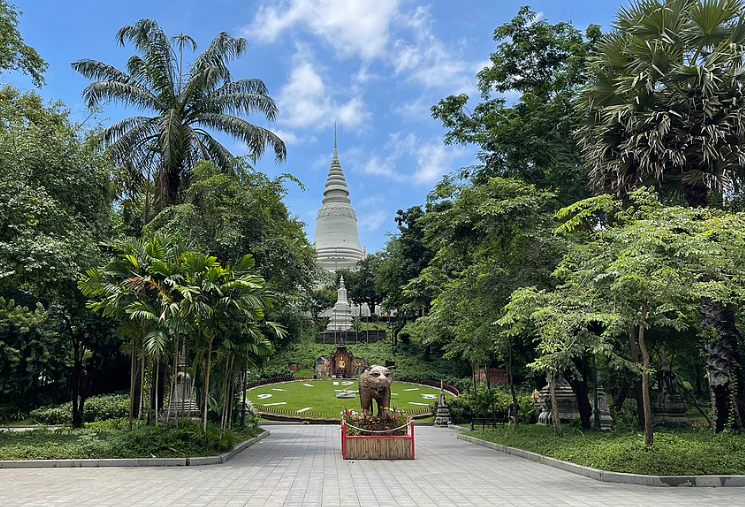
[247,379,455,420]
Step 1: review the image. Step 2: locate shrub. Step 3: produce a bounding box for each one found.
[447,384,533,424]
[0,419,261,460]
[30,393,129,425]
[83,394,129,422]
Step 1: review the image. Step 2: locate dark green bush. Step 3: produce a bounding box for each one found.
[0,419,260,460]
[448,384,533,424]
[30,393,129,425]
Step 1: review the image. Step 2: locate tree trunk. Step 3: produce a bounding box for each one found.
[548,370,563,437]
[684,184,745,432]
[701,299,744,432]
[202,337,214,434]
[154,358,160,426]
[610,377,629,413]
[637,306,654,447]
[71,339,84,429]
[128,338,137,430]
[629,326,645,429]
[137,356,145,429]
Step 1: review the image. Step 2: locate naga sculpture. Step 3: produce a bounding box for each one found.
[358,365,392,416]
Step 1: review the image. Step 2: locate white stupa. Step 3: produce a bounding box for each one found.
[326,275,353,331]
[314,130,364,271]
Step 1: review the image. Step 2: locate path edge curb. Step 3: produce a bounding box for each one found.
[457,433,745,487]
[0,429,269,469]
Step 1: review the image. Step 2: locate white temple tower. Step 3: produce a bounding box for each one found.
[314,131,364,271]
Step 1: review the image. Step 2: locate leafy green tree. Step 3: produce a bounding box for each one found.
[416,178,563,392]
[0,86,115,426]
[577,0,745,432]
[72,19,286,209]
[432,6,600,201]
[578,0,745,204]
[0,1,46,86]
[376,206,434,313]
[145,160,315,294]
[503,189,745,444]
[80,235,283,433]
[344,254,383,316]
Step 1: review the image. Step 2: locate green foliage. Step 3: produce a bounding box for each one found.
[30,394,129,425]
[376,206,434,313]
[265,331,469,385]
[145,160,316,297]
[448,385,532,424]
[72,19,285,208]
[0,86,112,297]
[469,424,745,475]
[0,419,260,460]
[416,178,564,372]
[0,1,46,86]
[432,6,600,201]
[578,0,745,204]
[0,85,117,423]
[79,234,284,432]
[338,254,384,313]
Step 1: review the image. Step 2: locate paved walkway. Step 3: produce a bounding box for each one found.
[0,425,742,506]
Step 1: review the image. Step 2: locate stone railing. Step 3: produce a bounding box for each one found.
[314,330,387,344]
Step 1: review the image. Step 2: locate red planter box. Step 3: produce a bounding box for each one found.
[341,420,415,460]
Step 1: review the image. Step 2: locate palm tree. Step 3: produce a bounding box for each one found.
[577,0,745,432]
[79,234,187,428]
[176,252,283,433]
[578,0,745,203]
[72,19,286,209]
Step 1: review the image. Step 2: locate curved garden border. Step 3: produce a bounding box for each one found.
[248,377,458,423]
[458,433,745,487]
[0,430,269,469]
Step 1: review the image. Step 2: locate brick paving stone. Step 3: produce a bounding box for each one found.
[0,425,743,506]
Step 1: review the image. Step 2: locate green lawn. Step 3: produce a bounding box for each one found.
[468,424,745,475]
[247,379,453,418]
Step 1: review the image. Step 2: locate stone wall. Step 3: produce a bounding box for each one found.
[314,330,387,344]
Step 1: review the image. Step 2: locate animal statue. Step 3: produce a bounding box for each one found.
[358,365,392,415]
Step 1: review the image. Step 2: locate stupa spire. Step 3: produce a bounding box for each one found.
[313,129,364,272]
[333,122,338,161]
[322,129,351,206]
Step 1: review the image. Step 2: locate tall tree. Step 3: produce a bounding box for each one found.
[432,7,600,202]
[577,0,745,432]
[0,86,116,425]
[0,1,46,86]
[72,19,286,209]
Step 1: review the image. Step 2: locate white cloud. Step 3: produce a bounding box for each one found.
[359,131,466,185]
[359,209,389,232]
[391,6,474,94]
[411,143,459,184]
[276,52,371,132]
[357,194,386,208]
[245,0,400,61]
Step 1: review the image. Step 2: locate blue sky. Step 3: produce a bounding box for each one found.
[9,0,621,253]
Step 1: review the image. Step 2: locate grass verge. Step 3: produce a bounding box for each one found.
[467,424,745,475]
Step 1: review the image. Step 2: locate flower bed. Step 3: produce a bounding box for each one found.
[341,410,415,460]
